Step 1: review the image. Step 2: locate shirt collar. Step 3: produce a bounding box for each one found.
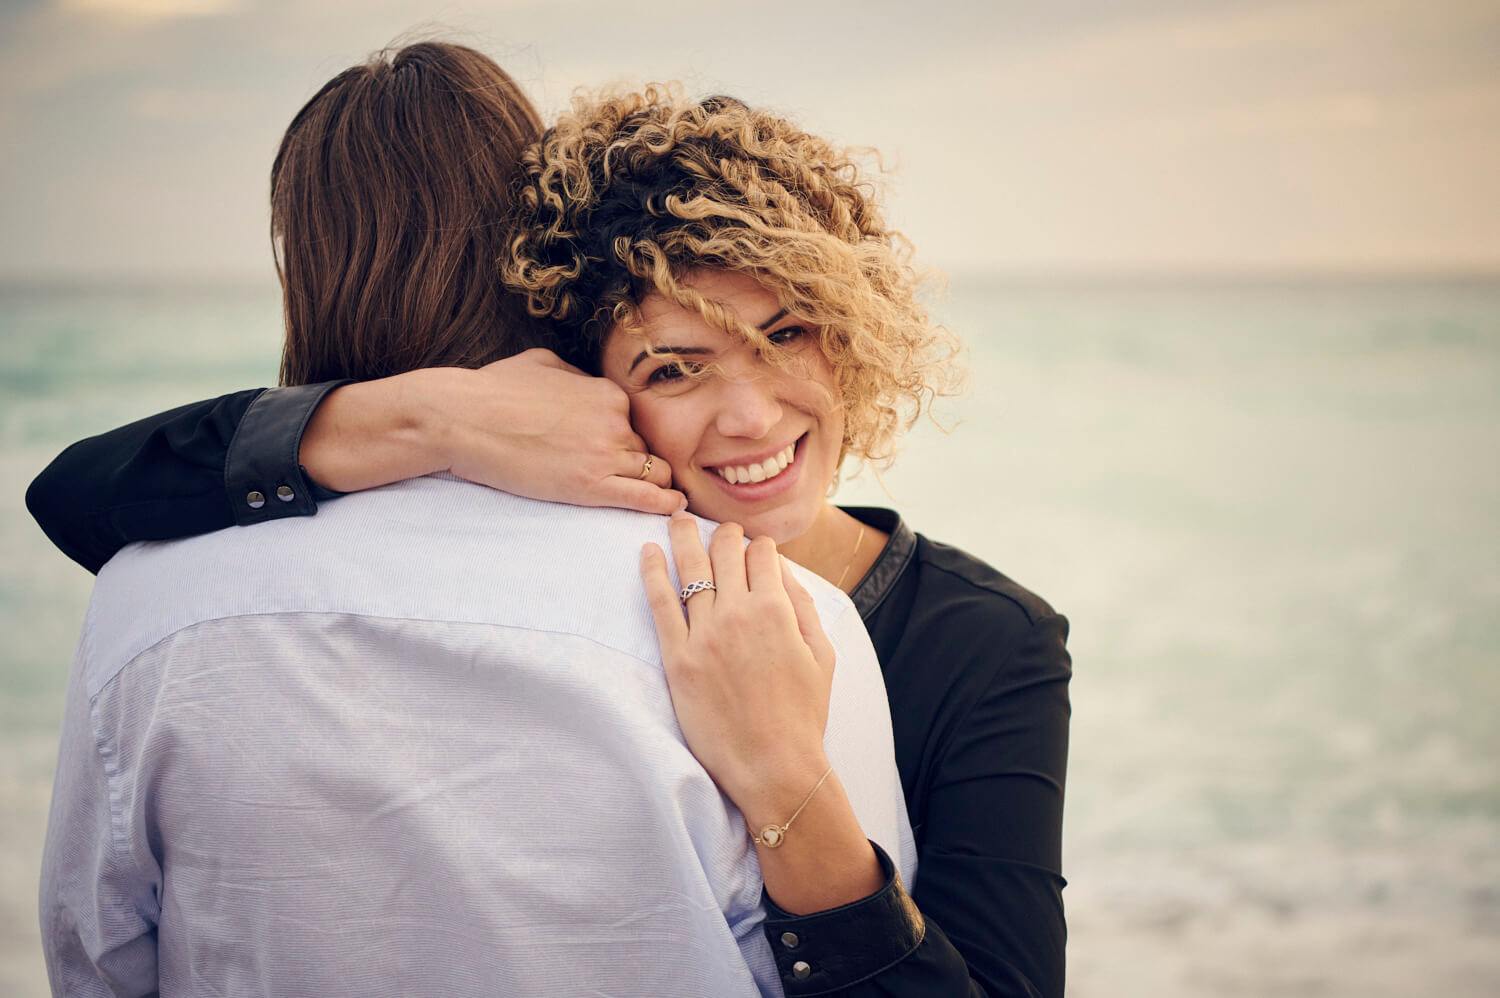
[841,506,917,622]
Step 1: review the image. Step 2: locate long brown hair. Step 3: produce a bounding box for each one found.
[272,42,547,386]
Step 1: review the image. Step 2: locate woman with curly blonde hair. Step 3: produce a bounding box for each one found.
[31,72,1070,997]
[495,86,1071,997]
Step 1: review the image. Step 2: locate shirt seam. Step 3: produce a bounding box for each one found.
[88,693,129,857]
[86,690,160,925]
[913,554,1053,628]
[86,603,859,701]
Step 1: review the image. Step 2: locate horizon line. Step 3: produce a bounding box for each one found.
[4,265,1500,295]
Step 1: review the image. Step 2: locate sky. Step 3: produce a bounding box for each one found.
[1,0,1497,283]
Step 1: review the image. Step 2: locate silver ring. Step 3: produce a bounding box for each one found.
[678,579,717,604]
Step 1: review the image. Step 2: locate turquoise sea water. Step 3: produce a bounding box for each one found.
[3,278,1498,995]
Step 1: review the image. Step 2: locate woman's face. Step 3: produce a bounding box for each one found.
[600,270,845,544]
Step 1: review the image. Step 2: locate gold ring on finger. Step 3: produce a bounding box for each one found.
[638,454,654,480]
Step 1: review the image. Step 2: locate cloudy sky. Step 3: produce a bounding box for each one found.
[1,0,1496,283]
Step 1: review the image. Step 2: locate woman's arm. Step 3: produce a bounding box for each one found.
[644,517,1070,996]
[25,383,342,573]
[642,515,887,915]
[28,349,685,573]
[783,612,1068,997]
[760,615,1069,997]
[300,350,681,511]
[904,612,1070,995]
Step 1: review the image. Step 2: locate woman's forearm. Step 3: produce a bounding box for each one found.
[297,372,453,493]
[304,351,685,513]
[640,517,887,913]
[28,349,687,575]
[742,759,886,916]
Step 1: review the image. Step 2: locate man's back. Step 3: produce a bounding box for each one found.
[40,475,914,997]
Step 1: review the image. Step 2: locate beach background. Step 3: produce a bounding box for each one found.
[3,2,1498,995]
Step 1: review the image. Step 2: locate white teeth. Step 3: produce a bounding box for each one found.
[715,443,796,486]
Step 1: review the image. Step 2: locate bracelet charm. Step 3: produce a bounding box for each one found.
[750,764,834,849]
[756,824,785,848]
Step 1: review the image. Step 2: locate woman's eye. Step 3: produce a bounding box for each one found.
[766,325,807,347]
[646,360,699,386]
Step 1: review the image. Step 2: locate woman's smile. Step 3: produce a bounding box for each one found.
[706,437,799,487]
[600,270,844,544]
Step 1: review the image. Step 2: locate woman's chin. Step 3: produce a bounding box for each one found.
[683,492,821,545]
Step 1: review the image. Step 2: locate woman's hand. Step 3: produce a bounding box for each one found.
[642,512,885,915]
[641,513,836,821]
[300,349,687,515]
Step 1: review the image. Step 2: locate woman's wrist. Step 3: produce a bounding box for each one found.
[732,750,835,834]
[299,370,461,492]
[400,367,477,478]
[752,768,886,916]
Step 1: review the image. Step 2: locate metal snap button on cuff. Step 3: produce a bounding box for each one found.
[276,485,295,502]
[246,491,266,509]
[780,932,800,949]
[791,961,811,980]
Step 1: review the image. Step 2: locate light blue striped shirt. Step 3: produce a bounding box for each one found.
[40,475,916,997]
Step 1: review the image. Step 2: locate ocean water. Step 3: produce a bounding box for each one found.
[2,277,1497,995]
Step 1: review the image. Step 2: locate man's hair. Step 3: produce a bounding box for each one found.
[272,41,549,386]
[503,85,962,468]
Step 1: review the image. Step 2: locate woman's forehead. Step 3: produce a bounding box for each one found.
[636,270,784,333]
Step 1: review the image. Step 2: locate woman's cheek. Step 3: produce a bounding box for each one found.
[633,399,688,472]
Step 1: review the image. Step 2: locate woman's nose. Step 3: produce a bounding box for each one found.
[714,374,784,439]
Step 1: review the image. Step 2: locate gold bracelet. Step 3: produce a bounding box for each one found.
[751,764,835,849]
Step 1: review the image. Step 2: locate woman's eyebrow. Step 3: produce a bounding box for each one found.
[627,310,788,373]
[628,345,712,374]
[756,309,789,330]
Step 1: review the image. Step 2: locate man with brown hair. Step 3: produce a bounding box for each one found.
[38,43,914,997]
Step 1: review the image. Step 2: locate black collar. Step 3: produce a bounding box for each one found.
[841,506,917,623]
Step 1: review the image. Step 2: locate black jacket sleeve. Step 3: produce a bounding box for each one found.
[761,612,1071,997]
[26,382,346,573]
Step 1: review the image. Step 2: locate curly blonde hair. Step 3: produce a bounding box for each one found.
[503,85,962,468]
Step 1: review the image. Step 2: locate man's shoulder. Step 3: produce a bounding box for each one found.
[83,478,674,687]
[85,478,863,693]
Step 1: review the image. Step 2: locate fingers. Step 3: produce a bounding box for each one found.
[744,535,783,593]
[640,542,689,650]
[708,522,749,597]
[593,479,688,516]
[627,450,675,491]
[563,447,682,515]
[782,561,836,673]
[668,512,717,623]
[509,347,588,376]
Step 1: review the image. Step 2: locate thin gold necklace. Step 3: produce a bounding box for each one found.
[835,522,867,592]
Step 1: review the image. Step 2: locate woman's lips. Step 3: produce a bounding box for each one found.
[710,440,797,485]
[703,436,805,499]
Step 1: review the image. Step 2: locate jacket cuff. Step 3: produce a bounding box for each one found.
[224,381,349,525]
[761,841,926,996]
